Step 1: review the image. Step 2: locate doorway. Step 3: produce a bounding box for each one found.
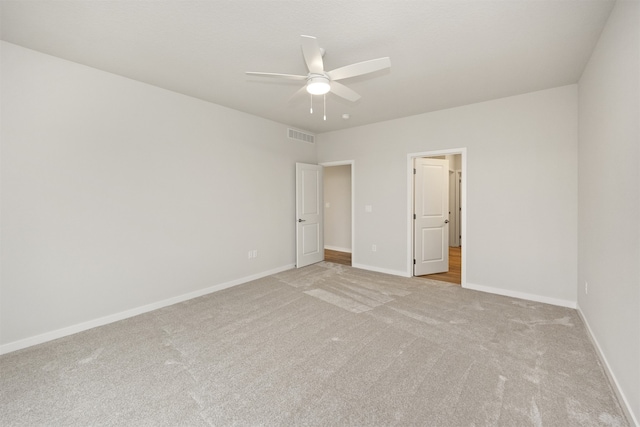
[321,161,354,266]
[407,149,466,285]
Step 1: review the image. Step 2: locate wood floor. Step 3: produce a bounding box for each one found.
[418,246,461,285]
[324,247,461,286]
[324,249,351,266]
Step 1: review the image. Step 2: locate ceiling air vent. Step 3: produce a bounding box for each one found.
[288,128,315,144]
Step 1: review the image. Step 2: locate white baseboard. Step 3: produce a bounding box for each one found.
[324,245,352,253]
[577,305,639,427]
[0,264,295,356]
[351,263,411,278]
[463,282,577,309]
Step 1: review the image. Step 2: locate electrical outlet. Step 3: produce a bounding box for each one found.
[372,244,377,252]
[248,251,253,260]
[253,249,258,258]
[585,281,588,295]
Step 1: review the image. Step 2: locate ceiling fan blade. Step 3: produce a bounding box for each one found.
[246,72,307,81]
[330,81,361,102]
[301,35,324,74]
[328,57,391,81]
[287,85,309,103]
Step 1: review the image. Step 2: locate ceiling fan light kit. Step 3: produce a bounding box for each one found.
[246,35,390,121]
[306,75,331,95]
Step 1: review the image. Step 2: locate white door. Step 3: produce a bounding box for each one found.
[296,163,324,268]
[449,170,456,246]
[414,158,449,276]
[456,170,462,247]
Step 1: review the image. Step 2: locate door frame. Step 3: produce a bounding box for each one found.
[407,149,467,286]
[454,170,462,247]
[320,160,355,263]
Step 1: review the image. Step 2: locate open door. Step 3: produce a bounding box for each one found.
[296,163,324,268]
[414,158,449,275]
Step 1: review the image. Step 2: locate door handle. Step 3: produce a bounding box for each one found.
[444,219,450,224]
[298,219,306,222]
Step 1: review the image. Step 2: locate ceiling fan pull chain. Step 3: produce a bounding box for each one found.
[310,94,313,114]
[323,94,327,121]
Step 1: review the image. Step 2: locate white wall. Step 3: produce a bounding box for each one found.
[318,85,578,306]
[323,165,352,252]
[0,42,316,351]
[577,0,640,423]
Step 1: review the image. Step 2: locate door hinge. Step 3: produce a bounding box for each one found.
[413,168,416,174]
[413,213,416,220]
[413,259,416,265]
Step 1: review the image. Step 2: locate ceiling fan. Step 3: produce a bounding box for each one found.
[246,35,391,117]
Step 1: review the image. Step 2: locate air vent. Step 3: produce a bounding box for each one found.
[288,128,315,144]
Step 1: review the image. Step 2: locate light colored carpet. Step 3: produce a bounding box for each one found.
[0,262,629,426]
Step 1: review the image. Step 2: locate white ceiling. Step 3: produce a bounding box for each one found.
[1,0,614,134]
